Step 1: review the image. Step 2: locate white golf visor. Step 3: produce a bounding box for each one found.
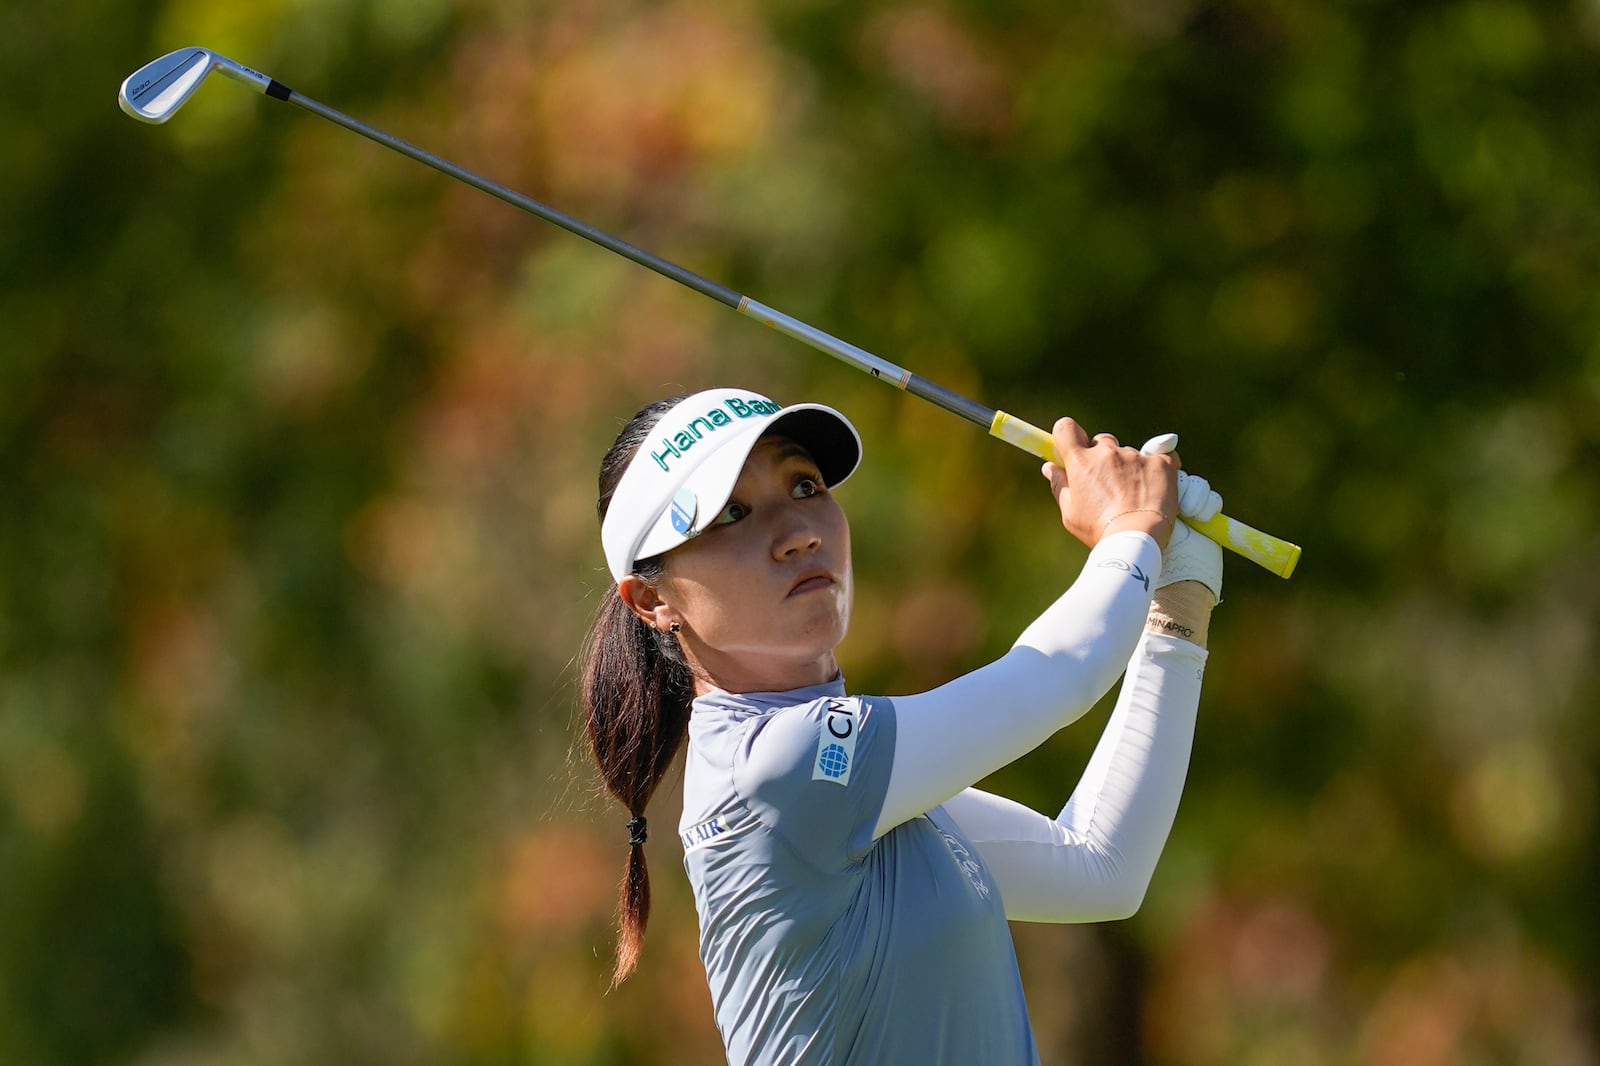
[600,388,862,583]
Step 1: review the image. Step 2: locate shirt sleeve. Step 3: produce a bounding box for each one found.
[872,531,1161,839]
[940,631,1207,922]
[733,694,897,870]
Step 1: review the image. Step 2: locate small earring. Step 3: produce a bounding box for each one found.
[669,621,682,634]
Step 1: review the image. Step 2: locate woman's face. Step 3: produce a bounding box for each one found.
[630,434,853,694]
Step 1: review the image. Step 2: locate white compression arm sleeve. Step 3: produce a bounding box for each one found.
[940,631,1206,922]
[873,531,1161,839]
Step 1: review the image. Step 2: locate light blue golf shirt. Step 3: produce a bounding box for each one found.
[680,678,1039,1066]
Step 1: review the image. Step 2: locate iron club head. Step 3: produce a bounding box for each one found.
[119,48,217,123]
[119,48,278,124]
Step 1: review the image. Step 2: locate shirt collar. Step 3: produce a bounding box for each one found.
[692,675,847,716]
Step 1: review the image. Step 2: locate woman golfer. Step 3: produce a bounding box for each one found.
[581,387,1223,1064]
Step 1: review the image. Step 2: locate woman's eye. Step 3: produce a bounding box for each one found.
[714,501,750,525]
[793,477,822,499]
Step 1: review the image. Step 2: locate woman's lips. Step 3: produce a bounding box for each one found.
[788,574,835,596]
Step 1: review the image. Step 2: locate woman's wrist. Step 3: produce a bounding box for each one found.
[1100,508,1174,547]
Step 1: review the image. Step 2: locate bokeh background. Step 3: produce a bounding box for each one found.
[4,0,1598,1062]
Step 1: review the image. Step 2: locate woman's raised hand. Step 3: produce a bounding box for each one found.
[1040,417,1179,550]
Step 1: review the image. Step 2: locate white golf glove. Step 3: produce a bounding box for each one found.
[1156,519,1223,600]
[1139,433,1224,522]
[1176,471,1222,522]
[1138,433,1223,601]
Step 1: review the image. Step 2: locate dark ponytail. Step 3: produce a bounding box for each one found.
[580,397,695,987]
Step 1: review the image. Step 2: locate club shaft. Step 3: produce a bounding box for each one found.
[261,85,1298,578]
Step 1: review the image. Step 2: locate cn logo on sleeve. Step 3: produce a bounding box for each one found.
[812,699,857,787]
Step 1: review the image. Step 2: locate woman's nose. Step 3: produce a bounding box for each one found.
[772,511,823,559]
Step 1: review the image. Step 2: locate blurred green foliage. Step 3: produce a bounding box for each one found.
[3,0,1597,1062]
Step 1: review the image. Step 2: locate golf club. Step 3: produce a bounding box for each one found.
[119,46,1301,578]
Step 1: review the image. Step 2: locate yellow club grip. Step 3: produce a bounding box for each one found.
[1186,511,1302,579]
[989,410,1302,579]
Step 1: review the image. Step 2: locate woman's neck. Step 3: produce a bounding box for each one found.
[690,653,841,696]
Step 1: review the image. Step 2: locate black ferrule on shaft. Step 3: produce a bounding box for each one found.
[266,79,292,101]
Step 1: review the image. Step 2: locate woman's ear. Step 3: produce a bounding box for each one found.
[618,574,677,632]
